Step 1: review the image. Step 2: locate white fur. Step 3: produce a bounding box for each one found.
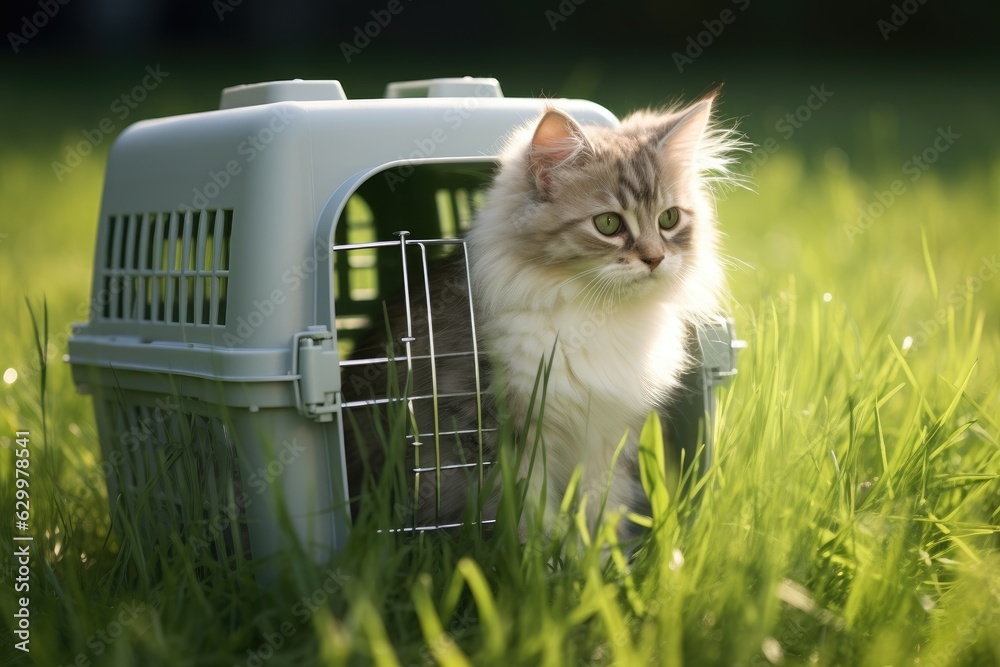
[467,106,737,531]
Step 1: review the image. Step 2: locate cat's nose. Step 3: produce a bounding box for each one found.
[641,254,664,271]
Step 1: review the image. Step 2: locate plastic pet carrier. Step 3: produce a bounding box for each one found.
[67,77,742,567]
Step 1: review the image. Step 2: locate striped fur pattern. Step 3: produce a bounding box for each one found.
[467,96,743,534]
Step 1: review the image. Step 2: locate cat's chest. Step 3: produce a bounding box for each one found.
[490,301,686,413]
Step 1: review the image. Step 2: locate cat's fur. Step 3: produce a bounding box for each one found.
[342,96,741,533]
[467,97,739,531]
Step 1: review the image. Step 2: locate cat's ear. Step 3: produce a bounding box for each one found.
[657,97,714,170]
[529,109,592,198]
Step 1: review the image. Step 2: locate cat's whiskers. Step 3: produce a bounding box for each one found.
[578,274,618,319]
[594,278,618,316]
[613,276,632,312]
[717,252,754,274]
[614,278,626,312]
[570,271,610,316]
[545,266,604,302]
[574,273,608,315]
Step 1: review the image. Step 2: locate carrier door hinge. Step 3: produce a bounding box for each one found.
[698,317,746,389]
[292,326,341,422]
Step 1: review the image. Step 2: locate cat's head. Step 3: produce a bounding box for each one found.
[478,96,743,314]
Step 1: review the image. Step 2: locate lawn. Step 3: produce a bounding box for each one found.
[1,58,999,666]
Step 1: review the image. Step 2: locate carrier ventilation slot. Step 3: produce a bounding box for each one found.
[101,396,250,559]
[101,209,232,326]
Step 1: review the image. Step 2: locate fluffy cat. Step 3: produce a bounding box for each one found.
[342,95,741,535]
[466,96,739,533]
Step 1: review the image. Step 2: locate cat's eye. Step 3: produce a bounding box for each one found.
[658,207,680,230]
[594,212,622,236]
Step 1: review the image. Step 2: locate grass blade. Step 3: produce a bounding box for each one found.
[921,227,938,301]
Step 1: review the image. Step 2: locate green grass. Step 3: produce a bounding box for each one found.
[2,71,1000,666]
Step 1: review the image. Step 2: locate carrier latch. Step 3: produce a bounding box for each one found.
[698,318,745,388]
[293,326,342,422]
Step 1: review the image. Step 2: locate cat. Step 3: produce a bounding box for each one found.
[342,95,742,537]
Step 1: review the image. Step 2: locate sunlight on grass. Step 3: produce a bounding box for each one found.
[1,102,999,666]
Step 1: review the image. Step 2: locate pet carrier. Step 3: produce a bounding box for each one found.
[66,77,742,568]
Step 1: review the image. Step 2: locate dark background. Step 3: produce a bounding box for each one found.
[1,0,995,58]
[1,0,996,174]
